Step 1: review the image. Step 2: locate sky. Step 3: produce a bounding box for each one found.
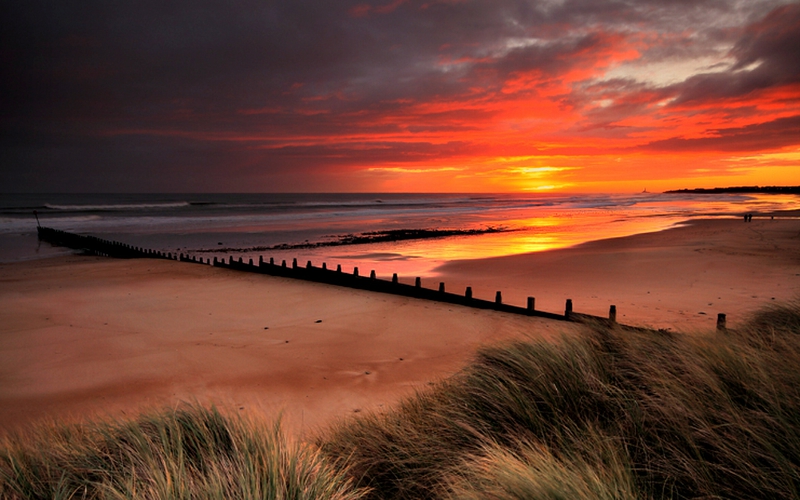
[2,0,799,193]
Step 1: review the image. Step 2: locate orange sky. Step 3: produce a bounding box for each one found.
[3,0,799,192]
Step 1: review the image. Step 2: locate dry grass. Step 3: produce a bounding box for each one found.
[322,302,800,499]
[0,405,367,500]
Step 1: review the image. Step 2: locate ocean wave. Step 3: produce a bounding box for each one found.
[43,202,191,211]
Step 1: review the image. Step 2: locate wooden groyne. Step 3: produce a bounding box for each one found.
[38,226,721,331]
[37,226,173,260]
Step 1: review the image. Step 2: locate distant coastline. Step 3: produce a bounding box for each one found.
[665,185,800,194]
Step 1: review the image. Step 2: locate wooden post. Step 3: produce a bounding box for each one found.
[270,257,274,265]
[259,256,264,265]
[213,257,218,265]
[370,270,377,279]
[282,260,287,267]
[415,277,421,288]
[238,256,243,264]
[465,286,472,299]
[717,313,727,331]
[527,297,535,311]
[248,258,253,266]
[292,258,297,269]
[495,291,502,304]
[229,256,234,264]
[307,260,312,269]
[336,264,342,272]
[322,262,327,270]
[609,305,617,323]
[439,282,445,293]
[353,267,359,277]
[565,299,573,318]
[392,273,398,284]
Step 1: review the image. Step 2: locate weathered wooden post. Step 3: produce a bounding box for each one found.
[270,257,274,265]
[439,282,445,293]
[336,264,342,272]
[392,273,398,284]
[370,270,376,279]
[609,305,617,323]
[213,257,218,265]
[495,291,502,304]
[353,267,359,277]
[282,260,287,267]
[565,299,573,319]
[415,277,421,288]
[307,260,312,269]
[322,262,327,270]
[229,256,234,264]
[527,297,535,311]
[249,258,253,266]
[238,256,243,264]
[465,286,472,299]
[717,313,727,331]
[259,256,264,266]
[292,258,298,269]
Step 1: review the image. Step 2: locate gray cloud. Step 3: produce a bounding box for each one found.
[668,2,800,105]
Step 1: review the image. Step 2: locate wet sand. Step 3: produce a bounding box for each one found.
[436,218,800,331]
[1,217,798,436]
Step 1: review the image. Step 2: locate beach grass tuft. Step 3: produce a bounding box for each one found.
[0,405,367,500]
[4,302,800,498]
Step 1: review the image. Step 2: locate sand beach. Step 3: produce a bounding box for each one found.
[1,217,798,436]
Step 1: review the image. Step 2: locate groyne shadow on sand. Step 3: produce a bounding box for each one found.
[35,226,729,333]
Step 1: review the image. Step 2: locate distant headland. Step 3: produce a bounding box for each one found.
[665,186,800,194]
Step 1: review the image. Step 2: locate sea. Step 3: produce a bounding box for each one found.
[2,192,799,277]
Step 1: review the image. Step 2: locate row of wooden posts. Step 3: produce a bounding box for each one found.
[36,226,728,331]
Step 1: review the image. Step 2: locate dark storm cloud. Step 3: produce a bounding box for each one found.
[0,0,795,191]
[6,0,775,122]
[640,115,800,152]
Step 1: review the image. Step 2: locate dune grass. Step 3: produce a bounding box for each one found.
[0,406,367,500]
[321,302,800,499]
[3,302,800,499]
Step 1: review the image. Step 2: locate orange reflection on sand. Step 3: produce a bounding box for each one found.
[329,212,689,276]
[246,194,800,279]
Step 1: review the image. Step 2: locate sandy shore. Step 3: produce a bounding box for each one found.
[436,218,800,331]
[1,217,798,436]
[0,255,577,437]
